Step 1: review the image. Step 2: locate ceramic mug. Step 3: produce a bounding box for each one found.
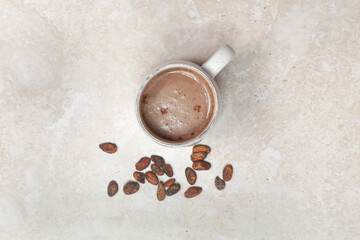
[136,44,236,147]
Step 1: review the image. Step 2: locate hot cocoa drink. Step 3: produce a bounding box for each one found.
[140,67,215,142]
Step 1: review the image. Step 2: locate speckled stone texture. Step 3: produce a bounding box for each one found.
[0,0,359,239]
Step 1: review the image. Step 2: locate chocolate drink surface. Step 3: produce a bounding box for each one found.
[140,68,215,142]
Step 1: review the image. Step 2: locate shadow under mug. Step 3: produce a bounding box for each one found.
[136,44,236,147]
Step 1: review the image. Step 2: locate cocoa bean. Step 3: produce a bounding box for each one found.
[150,155,165,167]
[166,183,181,196]
[223,164,233,182]
[107,180,118,197]
[123,181,140,195]
[135,157,150,171]
[184,186,202,198]
[215,176,226,190]
[157,181,166,201]
[151,164,164,176]
[163,164,174,177]
[145,171,159,185]
[193,145,211,154]
[133,171,145,184]
[185,167,197,185]
[191,152,207,162]
[99,143,117,154]
[164,178,176,187]
[192,160,211,170]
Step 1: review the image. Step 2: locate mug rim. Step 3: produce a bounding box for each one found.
[136,61,221,147]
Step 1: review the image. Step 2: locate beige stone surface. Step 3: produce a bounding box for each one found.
[1,0,360,239]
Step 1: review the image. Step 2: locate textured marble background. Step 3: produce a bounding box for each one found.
[1,0,360,239]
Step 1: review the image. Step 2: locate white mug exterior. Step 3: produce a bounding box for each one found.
[202,44,236,78]
[136,44,236,147]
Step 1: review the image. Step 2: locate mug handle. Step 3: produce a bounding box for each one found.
[201,44,236,78]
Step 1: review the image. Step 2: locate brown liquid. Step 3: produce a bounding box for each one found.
[140,67,215,142]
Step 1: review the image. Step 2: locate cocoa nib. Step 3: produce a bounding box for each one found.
[160,107,168,115]
[142,93,150,104]
[193,105,201,112]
